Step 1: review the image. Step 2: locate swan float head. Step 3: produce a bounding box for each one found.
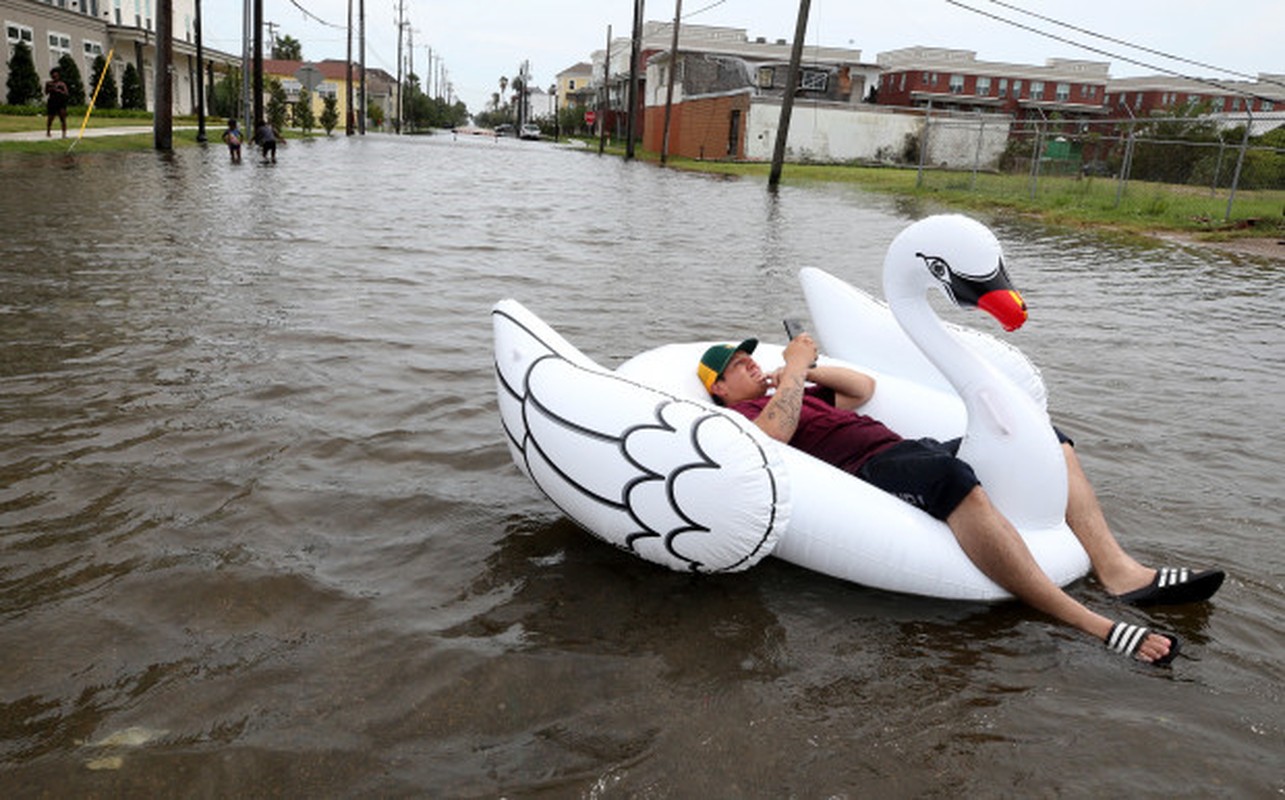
[884,214,1028,332]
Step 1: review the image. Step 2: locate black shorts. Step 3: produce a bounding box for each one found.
[857,438,978,522]
[856,427,1072,522]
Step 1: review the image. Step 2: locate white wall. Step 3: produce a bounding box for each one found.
[745,100,1012,168]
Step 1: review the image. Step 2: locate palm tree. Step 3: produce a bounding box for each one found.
[499,76,508,103]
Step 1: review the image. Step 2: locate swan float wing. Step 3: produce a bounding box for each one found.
[493,300,788,573]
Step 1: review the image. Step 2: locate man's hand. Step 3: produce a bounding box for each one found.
[783,332,818,368]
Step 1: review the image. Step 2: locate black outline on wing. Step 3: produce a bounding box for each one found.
[492,306,780,573]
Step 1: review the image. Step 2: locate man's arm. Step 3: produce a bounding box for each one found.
[754,336,816,442]
[804,364,875,410]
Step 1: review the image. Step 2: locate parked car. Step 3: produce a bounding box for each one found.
[519,124,542,140]
[494,123,515,137]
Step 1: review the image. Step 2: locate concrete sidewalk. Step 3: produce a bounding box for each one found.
[0,125,198,141]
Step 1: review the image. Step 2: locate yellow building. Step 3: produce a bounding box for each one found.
[262,59,395,130]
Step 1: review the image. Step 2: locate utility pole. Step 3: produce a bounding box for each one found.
[625,0,643,160]
[599,25,610,155]
[359,0,366,133]
[660,0,682,165]
[769,0,810,188]
[194,0,206,141]
[240,0,252,130]
[407,25,415,132]
[253,0,264,129]
[395,0,405,133]
[346,0,354,135]
[264,21,279,55]
[154,0,172,150]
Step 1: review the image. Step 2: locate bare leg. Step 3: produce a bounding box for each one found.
[1061,444,1156,595]
[947,486,1174,663]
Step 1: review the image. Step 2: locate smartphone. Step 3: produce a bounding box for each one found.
[783,318,808,340]
[783,318,817,367]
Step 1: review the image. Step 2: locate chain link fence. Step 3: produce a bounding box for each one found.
[913,112,1285,227]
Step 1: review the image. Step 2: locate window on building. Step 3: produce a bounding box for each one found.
[757,66,775,89]
[949,74,964,94]
[1264,100,1275,112]
[998,78,1008,98]
[48,31,71,63]
[1056,83,1070,102]
[899,73,906,92]
[1030,81,1044,99]
[6,22,35,45]
[568,79,576,90]
[976,76,991,96]
[799,69,827,92]
[83,40,103,71]
[1230,97,1241,110]
[1013,79,1022,97]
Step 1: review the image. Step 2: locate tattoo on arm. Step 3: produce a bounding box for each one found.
[761,372,806,440]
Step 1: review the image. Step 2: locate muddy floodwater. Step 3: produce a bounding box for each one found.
[1,135,1282,796]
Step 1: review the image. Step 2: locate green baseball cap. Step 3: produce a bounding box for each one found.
[697,338,758,392]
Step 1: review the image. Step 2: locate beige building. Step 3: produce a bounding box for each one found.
[3,0,237,113]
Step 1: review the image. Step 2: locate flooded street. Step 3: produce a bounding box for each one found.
[1,134,1281,796]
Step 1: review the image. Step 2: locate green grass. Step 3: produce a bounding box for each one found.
[579,144,1282,240]
[654,158,1284,238]
[0,128,209,155]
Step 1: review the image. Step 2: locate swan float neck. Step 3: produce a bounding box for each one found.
[882,215,1066,531]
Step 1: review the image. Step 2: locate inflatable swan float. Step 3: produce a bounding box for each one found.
[492,215,1091,600]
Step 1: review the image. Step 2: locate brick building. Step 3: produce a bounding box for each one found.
[875,46,1110,122]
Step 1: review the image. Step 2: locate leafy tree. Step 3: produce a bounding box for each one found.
[56,53,86,105]
[6,42,41,105]
[121,63,146,109]
[367,101,384,128]
[1189,125,1285,190]
[272,34,302,61]
[265,77,288,131]
[211,68,241,118]
[320,95,339,134]
[1125,102,1221,185]
[294,87,315,133]
[90,54,118,109]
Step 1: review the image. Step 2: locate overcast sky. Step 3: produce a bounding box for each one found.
[202,0,1283,116]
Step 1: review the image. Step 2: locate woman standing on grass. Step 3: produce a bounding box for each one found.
[44,68,69,138]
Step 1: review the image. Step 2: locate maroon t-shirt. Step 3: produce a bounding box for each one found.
[729,385,903,474]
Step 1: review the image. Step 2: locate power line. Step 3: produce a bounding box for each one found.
[945,0,1282,104]
[981,0,1284,90]
[285,0,345,30]
[682,0,728,19]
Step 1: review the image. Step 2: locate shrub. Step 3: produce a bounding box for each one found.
[6,42,41,105]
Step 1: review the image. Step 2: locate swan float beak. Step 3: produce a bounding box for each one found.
[978,288,1028,332]
[943,263,1029,332]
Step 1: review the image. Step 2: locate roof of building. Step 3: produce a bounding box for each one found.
[261,59,394,84]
